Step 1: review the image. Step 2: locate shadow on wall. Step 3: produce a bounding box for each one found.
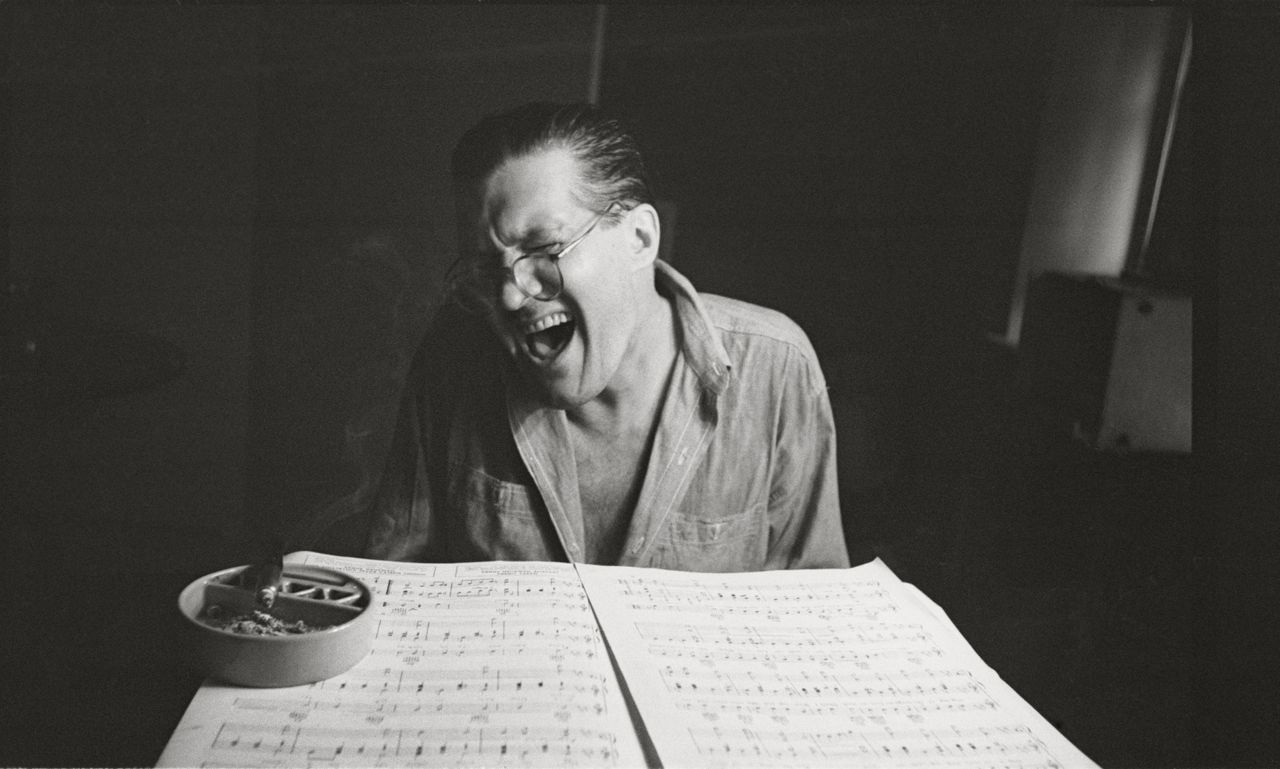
[247,226,443,557]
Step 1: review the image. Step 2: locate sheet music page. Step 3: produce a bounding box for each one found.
[575,559,1098,769]
[159,552,646,768]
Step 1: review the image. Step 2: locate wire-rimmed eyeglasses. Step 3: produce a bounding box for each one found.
[444,202,621,314]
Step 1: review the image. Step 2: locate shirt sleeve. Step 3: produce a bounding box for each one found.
[764,347,851,569]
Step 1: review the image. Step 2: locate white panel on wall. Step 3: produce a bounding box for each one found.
[1001,5,1186,346]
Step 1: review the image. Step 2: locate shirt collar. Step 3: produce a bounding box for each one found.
[655,259,732,397]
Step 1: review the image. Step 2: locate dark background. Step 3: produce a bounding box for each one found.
[2,3,1276,767]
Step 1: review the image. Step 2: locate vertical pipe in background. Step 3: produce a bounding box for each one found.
[1,2,15,373]
[1129,14,1193,278]
[587,4,607,105]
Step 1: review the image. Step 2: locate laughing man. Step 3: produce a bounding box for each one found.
[363,102,848,571]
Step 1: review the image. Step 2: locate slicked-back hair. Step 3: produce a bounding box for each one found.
[450,102,653,221]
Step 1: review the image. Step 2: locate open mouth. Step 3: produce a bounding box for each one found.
[523,311,576,362]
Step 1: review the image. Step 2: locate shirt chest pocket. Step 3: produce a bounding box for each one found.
[647,507,765,573]
[449,465,560,560]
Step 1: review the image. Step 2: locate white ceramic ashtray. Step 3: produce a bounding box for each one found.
[178,564,377,687]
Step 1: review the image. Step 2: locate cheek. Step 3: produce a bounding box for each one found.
[577,278,632,338]
[567,253,636,349]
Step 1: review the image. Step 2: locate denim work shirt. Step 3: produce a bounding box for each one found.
[363,260,849,571]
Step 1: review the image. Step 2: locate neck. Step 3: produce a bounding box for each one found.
[568,288,677,436]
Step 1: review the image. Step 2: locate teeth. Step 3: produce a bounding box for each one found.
[524,312,572,334]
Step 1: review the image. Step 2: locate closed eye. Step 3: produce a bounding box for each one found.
[523,242,564,259]
[464,242,564,265]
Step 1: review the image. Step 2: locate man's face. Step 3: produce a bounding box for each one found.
[456,148,640,409]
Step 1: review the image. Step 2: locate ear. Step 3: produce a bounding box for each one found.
[622,203,661,271]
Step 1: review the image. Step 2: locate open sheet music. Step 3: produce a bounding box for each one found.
[159,553,1097,768]
[576,561,1096,768]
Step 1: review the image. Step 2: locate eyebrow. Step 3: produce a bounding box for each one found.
[488,220,569,252]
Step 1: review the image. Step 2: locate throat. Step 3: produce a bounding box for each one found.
[571,423,650,564]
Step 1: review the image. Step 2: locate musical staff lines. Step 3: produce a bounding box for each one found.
[206,722,621,767]
[673,694,999,723]
[644,641,945,668]
[687,724,1061,768]
[634,620,933,648]
[658,666,986,702]
[615,575,892,606]
[371,614,598,646]
[230,695,609,720]
[311,663,608,699]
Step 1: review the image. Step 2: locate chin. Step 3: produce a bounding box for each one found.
[515,367,594,411]
[528,380,590,410]
[537,392,583,411]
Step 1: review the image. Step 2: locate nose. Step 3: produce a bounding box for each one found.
[497,272,529,312]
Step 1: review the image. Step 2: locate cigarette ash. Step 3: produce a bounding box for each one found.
[201,604,331,636]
